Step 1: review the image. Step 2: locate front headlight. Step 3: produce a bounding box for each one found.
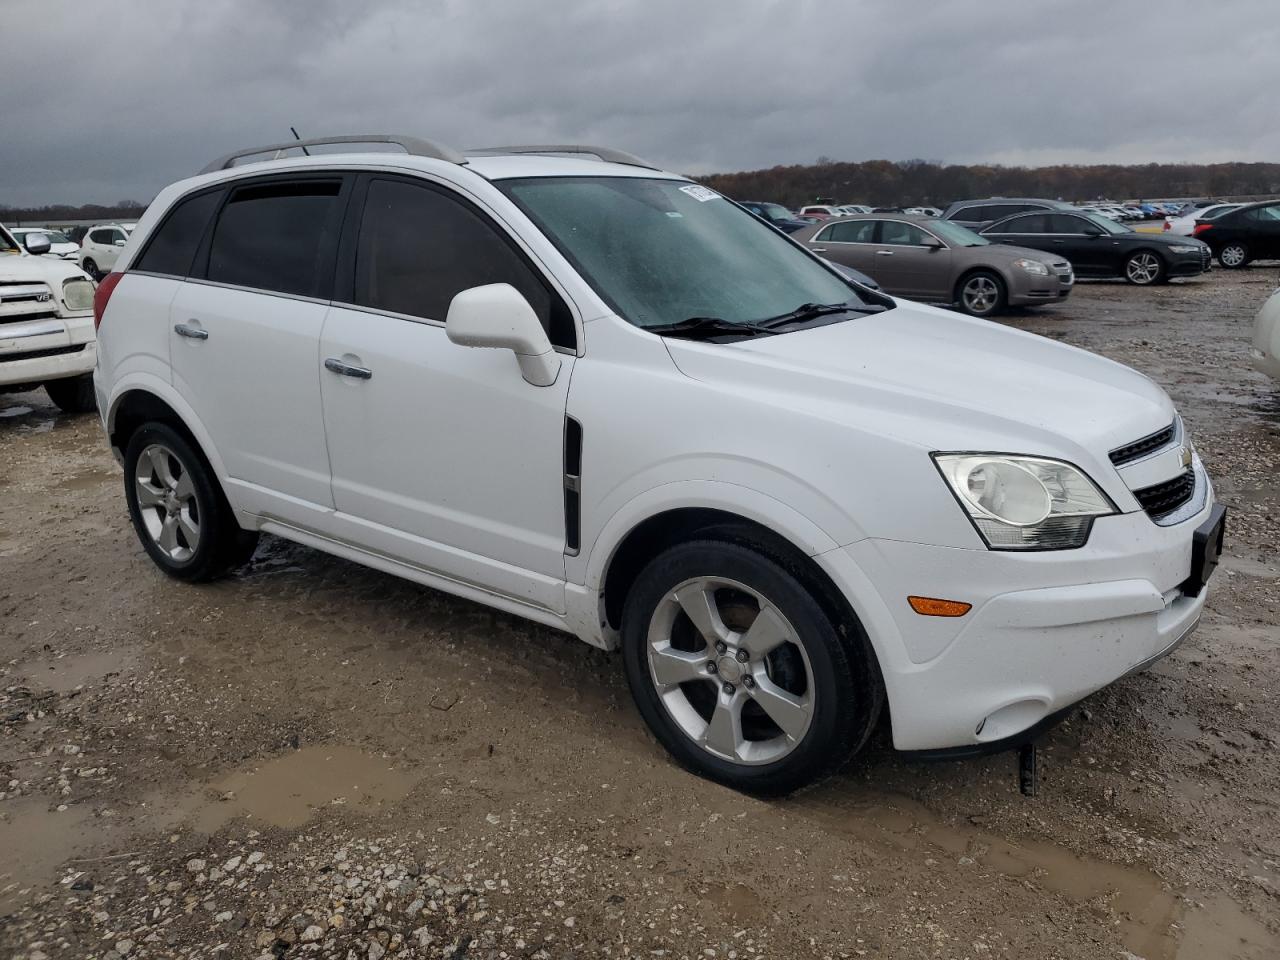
[933,453,1117,550]
[1013,258,1049,276]
[62,277,95,312]
[1168,244,1201,255]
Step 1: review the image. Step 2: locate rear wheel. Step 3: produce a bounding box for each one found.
[621,539,880,796]
[44,374,96,413]
[1124,250,1165,285]
[1218,243,1249,269]
[956,271,1005,317]
[123,423,258,582]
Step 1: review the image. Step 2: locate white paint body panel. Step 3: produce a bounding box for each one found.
[96,150,1219,753]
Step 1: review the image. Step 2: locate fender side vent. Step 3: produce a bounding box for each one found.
[564,416,583,555]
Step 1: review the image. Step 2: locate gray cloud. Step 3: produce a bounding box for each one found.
[2,0,1275,206]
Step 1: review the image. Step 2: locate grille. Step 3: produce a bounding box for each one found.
[1133,468,1196,520]
[0,310,57,326]
[1110,422,1176,465]
[0,343,87,363]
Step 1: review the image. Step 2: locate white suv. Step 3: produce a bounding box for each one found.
[93,135,1225,795]
[78,223,135,280]
[1,225,98,411]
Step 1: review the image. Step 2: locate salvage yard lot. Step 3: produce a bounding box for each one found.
[2,270,1278,959]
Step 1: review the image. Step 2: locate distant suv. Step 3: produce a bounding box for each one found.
[737,201,810,234]
[95,135,1223,796]
[942,198,1074,231]
[78,223,136,280]
[0,224,98,411]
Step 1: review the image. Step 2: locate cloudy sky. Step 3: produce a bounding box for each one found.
[3,0,1275,206]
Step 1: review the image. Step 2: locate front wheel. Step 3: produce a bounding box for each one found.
[81,258,101,281]
[956,271,1006,317]
[1218,243,1249,269]
[44,374,96,413]
[1124,250,1165,285]
[621,539,880,796]
[123,423,259,582]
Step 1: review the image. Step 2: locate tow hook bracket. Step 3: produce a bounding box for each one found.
[1018,743,1038,797]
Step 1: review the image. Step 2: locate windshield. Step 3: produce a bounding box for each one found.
[499,177,877,330]
[927,219,989,247]
[1086,213,1129,235]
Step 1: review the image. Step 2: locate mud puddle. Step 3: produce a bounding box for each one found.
[0,801,103,911]
[163,745,419,833]
[17,649,133,694]
[793,793,1279,959]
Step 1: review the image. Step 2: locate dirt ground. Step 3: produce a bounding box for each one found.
[2,268,1278,960]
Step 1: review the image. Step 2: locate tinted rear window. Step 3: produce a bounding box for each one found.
[207,180,342,297]
[134,190,221,278]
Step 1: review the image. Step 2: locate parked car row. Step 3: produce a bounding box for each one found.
[0,221,138,280]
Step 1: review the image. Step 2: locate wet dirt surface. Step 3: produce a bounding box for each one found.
[2,269,1278,959]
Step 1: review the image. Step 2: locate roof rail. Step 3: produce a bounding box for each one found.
[466,144,659,170]
[199,134,465,175]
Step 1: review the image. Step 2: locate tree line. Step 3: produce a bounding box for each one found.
[697,159,1280,208]
[1,201,146,224]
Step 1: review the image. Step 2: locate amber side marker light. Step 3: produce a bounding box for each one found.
[908,596,972,617]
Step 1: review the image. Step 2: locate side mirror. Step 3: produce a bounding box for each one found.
[1082,225,1103,237]
[920,236,944,251]
[114,238,126,247]
[24,233,52,256]
[446,283,561,387]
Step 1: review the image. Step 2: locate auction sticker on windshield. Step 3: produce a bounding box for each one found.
[679,184,720,202]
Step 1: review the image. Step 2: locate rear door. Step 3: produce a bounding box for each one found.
[317,174,576,611]
[807,219,878,277]
[168,175,347,519]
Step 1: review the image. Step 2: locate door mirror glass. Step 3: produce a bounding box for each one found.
[1082,224,1104,237]
[920,235,944,250]
[23,233,52,256]
[446,283,561,387]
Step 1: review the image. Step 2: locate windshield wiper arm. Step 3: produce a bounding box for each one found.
[645,316,778,340]
[755,301,881,329]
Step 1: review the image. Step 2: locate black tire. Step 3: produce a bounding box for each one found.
[1123,250,1165,285]
[82,258,101,281]
[123,422,259,582]
[621,538,881,796]
[44,374,97,414]
[955,270,1006,317]
[1217,242,1250,269]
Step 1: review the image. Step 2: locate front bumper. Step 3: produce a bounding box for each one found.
[1167,249,1211,277]
[817,488,1217,752]
[0,313,96,387]
[1007,265,1073,306]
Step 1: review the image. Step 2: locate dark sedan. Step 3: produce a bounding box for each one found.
[1191,200,1280,268]
[980,210,1211,284]
[737,201,811,234]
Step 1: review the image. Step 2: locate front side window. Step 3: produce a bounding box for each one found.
[207,180,342,297]
[134,190,221,277]
[1081,213,1129,235]
[1044,214,1083,234]
[499,177,876,330]
[352,178,571,347]
[824,220,876,243]
[880,221,929,246]
[928,218,988,246]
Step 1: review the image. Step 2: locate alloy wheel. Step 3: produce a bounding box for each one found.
[1220,244,1247,268]
[1125,252,1161,284]
[962,275,999,314]
[133,443,201,562]
[646,576,814,765]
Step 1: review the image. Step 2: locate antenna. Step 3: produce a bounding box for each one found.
[290,127,311,157]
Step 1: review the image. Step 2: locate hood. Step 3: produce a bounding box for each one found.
[663,301,1174,467]
[0,252,88,284]
[968,242,1070,266]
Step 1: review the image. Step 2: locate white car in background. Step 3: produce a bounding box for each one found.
[1163,203,1242,236]
[1251,286,1280,380]
[9,227,80,260]
[78,222,136,280]
[0,225,98,411]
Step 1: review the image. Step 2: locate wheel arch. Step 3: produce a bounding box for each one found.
[953,265,1006,300]
[106,377,230,484]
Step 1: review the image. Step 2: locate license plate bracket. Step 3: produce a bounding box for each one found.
[1180,503,1227,598]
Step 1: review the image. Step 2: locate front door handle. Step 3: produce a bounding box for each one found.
[324,357,373,380]
[174,321,208,341]
[875,250,895,256]
[810,247,827,253]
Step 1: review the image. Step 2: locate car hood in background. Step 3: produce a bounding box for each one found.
[664,300,1173,463]
[0,252,89,284]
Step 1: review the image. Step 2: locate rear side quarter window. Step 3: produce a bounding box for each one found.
[133,190,222,278]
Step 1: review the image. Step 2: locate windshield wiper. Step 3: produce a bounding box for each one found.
[755,301,882,329]
[645,316,778,340]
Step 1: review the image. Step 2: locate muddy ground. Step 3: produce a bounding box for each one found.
[2,268,1278,960]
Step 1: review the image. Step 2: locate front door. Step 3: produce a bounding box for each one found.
[318,175,576,613]
[873,220,951,300]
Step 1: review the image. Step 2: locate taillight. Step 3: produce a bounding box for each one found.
[1162,220,1171,231]
[1192,223,1213,238]
[93,272,124,331]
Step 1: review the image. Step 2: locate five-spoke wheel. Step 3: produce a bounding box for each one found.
[1124,251,1164,285]
[958,271,1005,317]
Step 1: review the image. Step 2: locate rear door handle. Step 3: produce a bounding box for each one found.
[174,321,208,341]
[324,357,373,380]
